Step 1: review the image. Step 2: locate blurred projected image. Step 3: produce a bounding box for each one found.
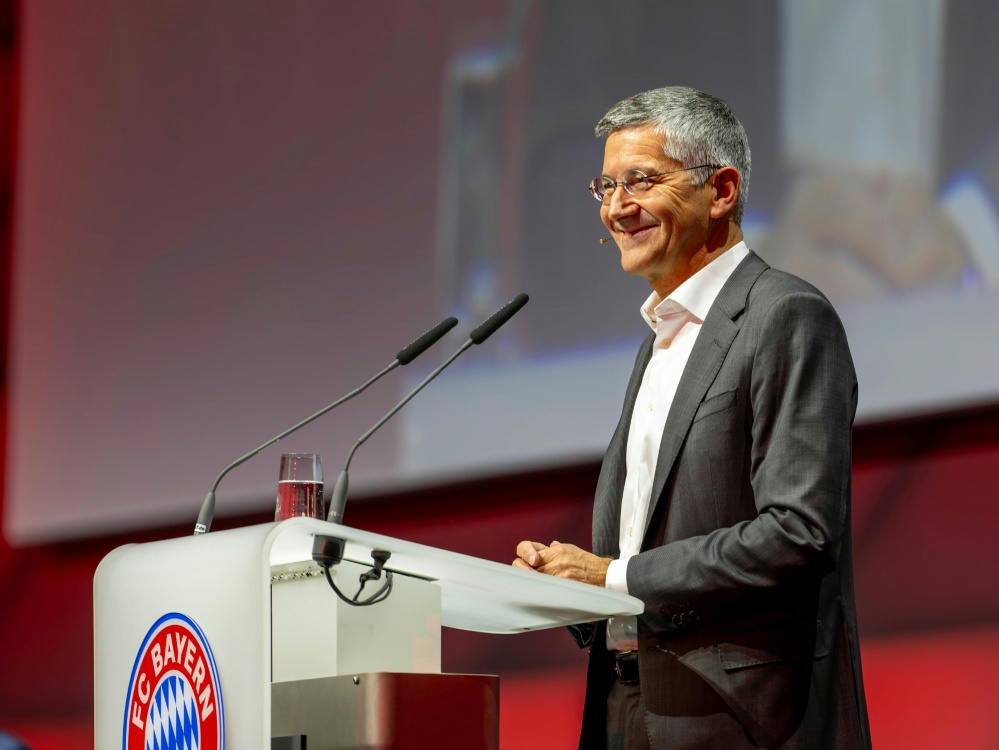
[760,0,999,300]
[435,1,535,349]
[416,0,999,480]
[437,0,999,344]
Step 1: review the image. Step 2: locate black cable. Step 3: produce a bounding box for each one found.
[353,577,369,602]
[322,564,394,607]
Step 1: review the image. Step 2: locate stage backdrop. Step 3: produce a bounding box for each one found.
[7,0,999,546]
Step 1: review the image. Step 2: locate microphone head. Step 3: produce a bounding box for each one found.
[396,316,459,365]
[599,238,611,244]
[469,293,529,345]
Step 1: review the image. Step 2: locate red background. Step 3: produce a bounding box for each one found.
[1,3,998,748]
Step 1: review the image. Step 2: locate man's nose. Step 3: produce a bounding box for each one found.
[604,185,638,222]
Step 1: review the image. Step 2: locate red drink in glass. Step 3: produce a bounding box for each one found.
[276,480,324,520]
[275,453,324,521]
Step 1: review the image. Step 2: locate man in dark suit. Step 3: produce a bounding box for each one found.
[514,87,871,749]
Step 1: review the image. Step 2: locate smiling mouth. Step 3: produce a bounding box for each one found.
[621,225,656,239]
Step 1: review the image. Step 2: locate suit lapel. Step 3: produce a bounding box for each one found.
[644,251,769,536]
[592,333,654,558]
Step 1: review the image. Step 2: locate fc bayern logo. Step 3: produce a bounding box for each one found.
[122,612,225,750]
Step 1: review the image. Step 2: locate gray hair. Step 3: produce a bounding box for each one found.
[595,87,751,224]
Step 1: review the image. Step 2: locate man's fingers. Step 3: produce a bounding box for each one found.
[533,545,611,586]
[515,540,548,567]
[513,541,608,585]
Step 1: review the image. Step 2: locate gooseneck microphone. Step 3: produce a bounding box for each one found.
[327,293,530,524]
[192,316,458,535]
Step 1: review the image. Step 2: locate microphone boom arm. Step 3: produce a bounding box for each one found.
[194,360,399,534]
[193,316,458,535]
[326,293,528,525]
[327,341,472,523]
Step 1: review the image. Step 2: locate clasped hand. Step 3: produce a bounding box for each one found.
[512,540,611,587]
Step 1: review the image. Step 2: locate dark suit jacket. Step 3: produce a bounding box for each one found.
[574,251,872,749]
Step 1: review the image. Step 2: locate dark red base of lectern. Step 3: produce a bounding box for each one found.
[271,672,499,749]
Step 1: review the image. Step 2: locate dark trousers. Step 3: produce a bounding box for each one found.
[606,679,651,750]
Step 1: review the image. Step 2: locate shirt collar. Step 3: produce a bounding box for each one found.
[640,241,750,329]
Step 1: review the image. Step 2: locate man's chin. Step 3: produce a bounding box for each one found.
[619,243,663,277]
[619,257,658,282]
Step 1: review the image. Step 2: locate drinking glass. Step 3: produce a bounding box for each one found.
[275,453,324,521]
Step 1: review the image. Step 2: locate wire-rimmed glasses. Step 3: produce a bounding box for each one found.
[588,164,720,202]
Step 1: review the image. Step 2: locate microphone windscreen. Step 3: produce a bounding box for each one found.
[396,316,459,365]
[469,293,529,345]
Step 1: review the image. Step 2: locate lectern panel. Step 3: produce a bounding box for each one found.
[272,673,499,749]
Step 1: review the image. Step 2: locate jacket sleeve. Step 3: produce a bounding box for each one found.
[567,622,597,649]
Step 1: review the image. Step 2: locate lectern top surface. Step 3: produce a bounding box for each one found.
[266,518,643,634]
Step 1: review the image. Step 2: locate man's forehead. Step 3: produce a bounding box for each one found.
[602,126,678,171]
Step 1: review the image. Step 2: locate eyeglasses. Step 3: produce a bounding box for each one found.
[588,164,720,202]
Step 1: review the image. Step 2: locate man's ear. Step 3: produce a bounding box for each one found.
[709,166,740,220]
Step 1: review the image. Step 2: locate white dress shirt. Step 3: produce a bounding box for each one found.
[605,241,750,651]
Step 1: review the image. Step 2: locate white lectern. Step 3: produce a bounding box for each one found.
[94,518,642,748]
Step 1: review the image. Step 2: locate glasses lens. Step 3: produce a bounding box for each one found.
[588,178,605,201]
[622,170,649,195]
